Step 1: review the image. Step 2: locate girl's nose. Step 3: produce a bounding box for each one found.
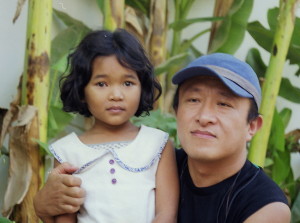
[109,88,124,101]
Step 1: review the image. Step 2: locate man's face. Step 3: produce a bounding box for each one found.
[175,76,262,163]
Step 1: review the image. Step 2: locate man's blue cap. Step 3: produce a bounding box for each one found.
[172,53,261,109]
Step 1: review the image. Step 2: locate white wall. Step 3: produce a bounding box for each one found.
[0,0,299,175]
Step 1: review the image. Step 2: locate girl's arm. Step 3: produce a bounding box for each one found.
[153,140,179,223]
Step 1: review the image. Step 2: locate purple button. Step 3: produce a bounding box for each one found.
[109,159,114,165]
[112,178,117,184]
[110,168,115,174]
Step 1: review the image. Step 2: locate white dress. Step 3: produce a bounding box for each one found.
[49,125,169,223]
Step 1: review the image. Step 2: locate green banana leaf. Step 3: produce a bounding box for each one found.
[131,109,179,147]
[279,108,292,129]
[268,109,290,186]
[95,0,104,14]
[53,9,91,32]
[291,191,300,223]
[47,105,75,140]
[247,7,300,75]
[268,109,286,153]
[0,218,15,223]
[245,48,267,78]
[169,16,223,31]
[246,48,300,103]
[279,78,300,103]
[179,29,210,53]
[125,0,150,16]
[208,0,253,54]
[48,10,92,140]
[154,53,189,75]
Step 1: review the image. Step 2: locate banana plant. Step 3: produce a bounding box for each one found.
[248,0,300,167]
[246,47,300,222]
[1,0,52,222]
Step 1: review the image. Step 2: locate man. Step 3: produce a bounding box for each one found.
[34,53,290,222]
[172,53,290,222]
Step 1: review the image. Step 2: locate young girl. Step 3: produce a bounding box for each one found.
[49,29,179,223]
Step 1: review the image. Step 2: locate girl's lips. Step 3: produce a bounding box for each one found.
[191,130,216,139]
[107,106,125,113]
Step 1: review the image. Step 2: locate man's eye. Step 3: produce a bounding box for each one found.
[124,81,133,86]
[97,82,106,87]
[218,102,231,107]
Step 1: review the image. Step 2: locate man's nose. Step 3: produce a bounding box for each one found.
[196,103,217,125]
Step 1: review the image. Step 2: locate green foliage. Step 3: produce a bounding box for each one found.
[279,108,292,129]
[131,110,180,147]
[95,0,104,14]
[246,47,300,208]
[245,48,267,78]
[292,190,300,223]
[246,48,300,104]
[154,53,189,76]
[48,10,92,140]
[208,0,253,54]
[48,105,75,139]
[248,7,300,76]
[169,16,223,31]
[279,78,300,103]
[0,218,15,223]
[125,0,150,16]
[32,138,52,156]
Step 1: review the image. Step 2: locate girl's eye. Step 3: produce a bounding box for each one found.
[96,82,107,87]
[187,98,199,103]
[124,81,133,86]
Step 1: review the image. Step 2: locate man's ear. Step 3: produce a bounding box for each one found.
[246,115,263,142]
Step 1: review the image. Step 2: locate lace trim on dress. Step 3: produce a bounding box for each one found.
[50,134,168,174]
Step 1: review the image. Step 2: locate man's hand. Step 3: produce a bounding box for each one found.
[33,162,85,222]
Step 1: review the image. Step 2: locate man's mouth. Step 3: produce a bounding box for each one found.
[191,130,216,139]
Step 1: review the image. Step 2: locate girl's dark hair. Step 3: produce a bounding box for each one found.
[172,86,259,123]
[60,28,162,117]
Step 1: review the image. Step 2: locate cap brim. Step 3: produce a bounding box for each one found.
[172,66,253,98]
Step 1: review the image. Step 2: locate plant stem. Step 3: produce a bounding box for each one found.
[248,0,299,167]
[103,0,124,30]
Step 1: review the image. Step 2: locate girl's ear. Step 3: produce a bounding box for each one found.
[246,115,263,142]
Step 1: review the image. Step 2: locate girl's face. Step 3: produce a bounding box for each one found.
[84,55,141,128]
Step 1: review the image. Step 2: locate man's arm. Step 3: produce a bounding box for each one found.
[244,202,291,223]
[33,162,85,223]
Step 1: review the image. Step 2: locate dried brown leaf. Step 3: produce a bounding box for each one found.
[13,0,27,24]
[125,6,146,45]
[0,78,21,148]
[0,106,18,148]
[1,105,37,217]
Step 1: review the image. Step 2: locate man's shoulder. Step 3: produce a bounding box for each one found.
[239,160,288,203]
[229,160,289,222]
